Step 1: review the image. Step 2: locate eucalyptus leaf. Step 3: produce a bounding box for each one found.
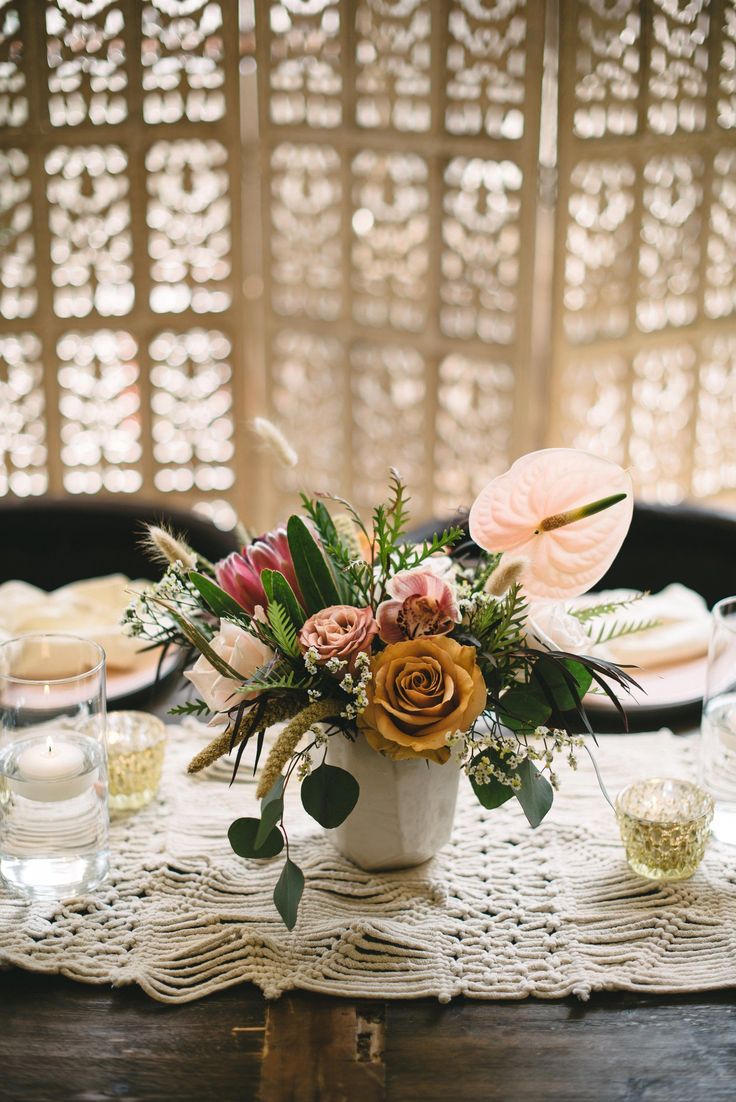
[498,683,551,732]
[228,816,284,859]
[301,763,360,828]
[469,755,515,810]
[286,515,341,615]
[273,858,305,930]
[255,796,284,850]
[514,758,554,828]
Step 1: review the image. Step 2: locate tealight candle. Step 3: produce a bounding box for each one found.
[106,712,167,811]
[616,778,714,881]
[9,733,97,803]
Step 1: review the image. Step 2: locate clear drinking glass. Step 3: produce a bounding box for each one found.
[0,633,109,899]
[700,597,736,843]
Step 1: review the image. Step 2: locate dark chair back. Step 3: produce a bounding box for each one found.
[0,499,240,588]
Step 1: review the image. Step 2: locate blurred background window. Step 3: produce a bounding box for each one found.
[0,0,734,530]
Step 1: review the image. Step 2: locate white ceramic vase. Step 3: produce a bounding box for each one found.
[325,730,461,871]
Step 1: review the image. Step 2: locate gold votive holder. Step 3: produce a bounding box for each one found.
[106,711,167,812]
[616,778,714,881]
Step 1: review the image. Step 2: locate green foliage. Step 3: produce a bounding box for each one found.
[514,759,554,828]
[273,859,305,930]
[469,748,554,828]
[189,572,249,625]
[569,591,648,623]
[169,698,210,718]
[469,753,515,811]
[587,615,661,646]
[498,682,551,732]
[228,817,284,859]
[530,655,593,713]
[287,515,341,615]
[271,571,307,629]
[300,497,357,604]
[301,763,360,828]
[267,601,300,657]
[255,776,285,849]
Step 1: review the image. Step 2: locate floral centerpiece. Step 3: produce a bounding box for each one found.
[125,447,639,929]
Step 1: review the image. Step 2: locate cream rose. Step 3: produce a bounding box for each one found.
[358,636,487,764]
[184,620,273,714]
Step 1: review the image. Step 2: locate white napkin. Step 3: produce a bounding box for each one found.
[0,574,149,675]
[570,583,712,669]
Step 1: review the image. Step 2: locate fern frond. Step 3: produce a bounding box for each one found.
[267,601,300,657]
[169,698,211,717]
[570,591,649,623]
[588,616,662,646]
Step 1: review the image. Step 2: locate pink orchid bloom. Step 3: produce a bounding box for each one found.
[376,569,461,643]
[468,448,633,600]
[216,526,303,615]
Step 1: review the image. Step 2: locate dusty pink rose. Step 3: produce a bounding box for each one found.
[184,620,274,714]
[298,605,378,673]
[376,569,460,644]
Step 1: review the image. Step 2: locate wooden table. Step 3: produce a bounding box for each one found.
[3,973,736,1101]
[3,700,735,1101]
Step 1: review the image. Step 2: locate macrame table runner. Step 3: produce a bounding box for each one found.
[1,720,735,1005]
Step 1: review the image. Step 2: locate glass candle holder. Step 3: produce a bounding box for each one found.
[106,711,166,811]
[700,596,736,843]
[616,778,714,881]
[0,634,109,900]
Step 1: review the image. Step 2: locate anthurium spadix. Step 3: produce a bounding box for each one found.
[468,449,634,600]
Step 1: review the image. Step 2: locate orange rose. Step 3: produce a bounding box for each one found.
[358,636,487,764]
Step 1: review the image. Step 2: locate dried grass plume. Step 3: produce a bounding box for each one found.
[251,417,298,469]
[143,524,197,570]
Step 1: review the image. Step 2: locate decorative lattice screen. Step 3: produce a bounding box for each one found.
[1,1,735,533]
[0,0,244,529]
[549,0,736,505]
[253,0,548,524]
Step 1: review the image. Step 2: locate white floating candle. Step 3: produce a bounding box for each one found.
[10,734,95,803]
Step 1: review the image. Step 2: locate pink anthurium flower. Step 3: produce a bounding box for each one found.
[376,569,461,643]
[468,449,633,600]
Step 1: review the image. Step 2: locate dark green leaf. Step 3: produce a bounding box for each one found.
[498,683,551,732]
[469,752,515,810]
[286,515,341,615]
[514,759,554,828]
[273,858,305,930]
[301,763,360,828]
[270,570,306,629]
[228,816,284,859]
[255,797,283,849]
[189,572,249,622]
[255,776,284,849]
[261,569,275,603]
[531,655,591,713]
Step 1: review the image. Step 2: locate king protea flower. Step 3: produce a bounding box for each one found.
[216,527,303,615]
[376,569,461,643]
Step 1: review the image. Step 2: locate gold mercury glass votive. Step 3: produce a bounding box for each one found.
[106,711,167,811]
[616,778,714,881]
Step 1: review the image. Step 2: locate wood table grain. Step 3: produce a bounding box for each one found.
[2,971,736,1101]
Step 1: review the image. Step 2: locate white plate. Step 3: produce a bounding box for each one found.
[585,653,707,715]
[106,646,181,703]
